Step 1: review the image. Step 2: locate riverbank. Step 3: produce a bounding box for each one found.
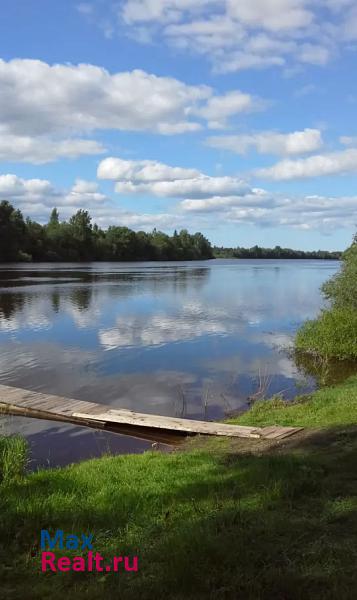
[1,374,357,599]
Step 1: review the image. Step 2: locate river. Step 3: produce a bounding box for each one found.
[0,259,339,467]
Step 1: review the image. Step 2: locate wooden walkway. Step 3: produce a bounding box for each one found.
[0,384,303,445]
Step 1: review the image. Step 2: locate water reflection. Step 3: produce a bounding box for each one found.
[0,259,344,467]
[294,350,357,386]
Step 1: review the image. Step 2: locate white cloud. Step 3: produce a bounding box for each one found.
[97,154,357,231]
[193,90,260,128]
[0,173,179,231]
[339,135,357,146]
[206,128,322,156]
[98,156,250,198]
[0,58,264,163]
[256,148,357,180]
[0,174,54,198]
[179,190,357,231]
[97,157,200,182]
[72,179,101,194]
[2,169,357,234]
[114,177,250,198]
[180,189,277,212]
[122,0,216,25]
[0,58,210,137]
[0,133,105,164]
[65,179,107,205]
[297,43,330,65]
[227,0,313,32]
[341,5,357,40]
[214,51,286,73]
[0,174,109,221]
[117,0,344,73]
[165,15,243,51]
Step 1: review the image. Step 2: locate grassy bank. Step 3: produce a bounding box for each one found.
[229,373,357,428]
[1,375,357,599]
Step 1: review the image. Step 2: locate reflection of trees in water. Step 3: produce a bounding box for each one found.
[294,350,357,386]
[51,291,60,313]
[0,293,25,320]
[0,266,211,321]
[78,267,210,301]
[69,287,92,311]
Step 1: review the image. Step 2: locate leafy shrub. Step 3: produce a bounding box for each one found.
[296,234,357,361]
[296,308,357,360]
[322,234,357,310]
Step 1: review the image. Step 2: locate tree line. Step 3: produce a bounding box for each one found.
[0,199,342,263]
[214,245,341,260]
[0,201,213,262]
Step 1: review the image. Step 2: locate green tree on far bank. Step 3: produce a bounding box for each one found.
[0,200,27,261]
[0,200,214,263]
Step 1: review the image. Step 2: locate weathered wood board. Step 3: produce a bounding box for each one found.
[0,384,303,444]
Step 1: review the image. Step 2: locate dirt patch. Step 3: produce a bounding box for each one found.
[180,424,357,459]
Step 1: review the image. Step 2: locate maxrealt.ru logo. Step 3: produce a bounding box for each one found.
[40,530,138,573]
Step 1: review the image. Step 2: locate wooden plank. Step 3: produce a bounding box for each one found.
[0,384,303,443]
[73,409,262,438]
[260,426,303,440]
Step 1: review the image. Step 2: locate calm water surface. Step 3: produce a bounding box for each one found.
[0,259,339,467]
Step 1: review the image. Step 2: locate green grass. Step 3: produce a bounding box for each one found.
[1,377,357,599]
[0,434,28,484]
[229,374,357,429]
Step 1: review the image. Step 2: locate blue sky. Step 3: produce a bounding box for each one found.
[1,0,357,249]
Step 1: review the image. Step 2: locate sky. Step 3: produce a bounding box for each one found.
[1,0,357,250]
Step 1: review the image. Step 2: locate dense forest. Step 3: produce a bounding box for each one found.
[214,245,341,260]
[0,201,213,262]
[0,199,341,262]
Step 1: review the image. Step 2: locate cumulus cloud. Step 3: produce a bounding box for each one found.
[0,58,209,137]
[97,154,357,231]
[206,128,322,156]
[98,156,250,198]
[180,189,278,212]
[0,173,180,231]
[97,157,200,182]
[2,168,357,234]
[0,174,108,216]
[122,0,216,25]
[339,135,357,146]
[116,0,346,73]
[0,174,55,198]
[114,177,250,198]
[256,148,357,180]
[191,90,260,128]
[179,190,357,231]
[0,58,264,164]
[227,0,312,32]
[297,43,331,65]
[0,132,105,164]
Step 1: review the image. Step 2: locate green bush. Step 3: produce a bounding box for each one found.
[322,235,357,310]
[0,435,28,484]
[295,233,357,361]
[296,308,357,360]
